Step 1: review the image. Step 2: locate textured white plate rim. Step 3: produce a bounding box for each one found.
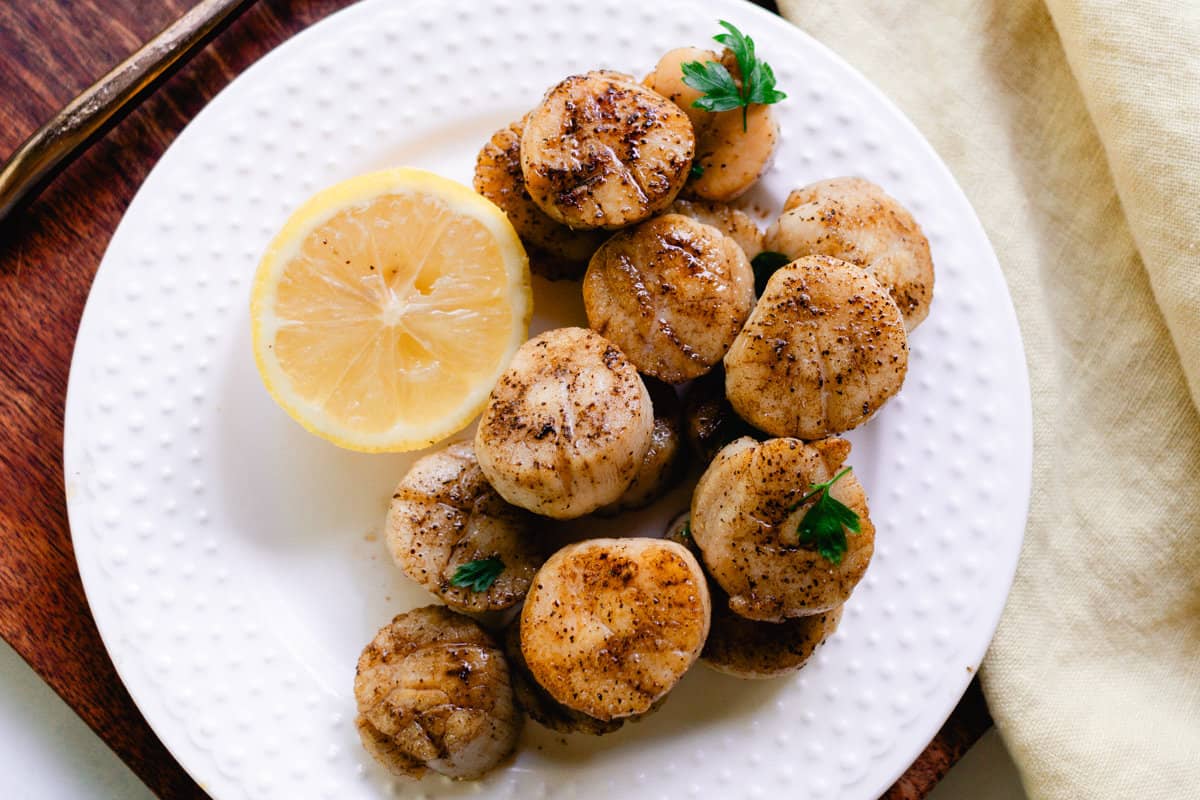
[62,0,1033,797]
[741,6,1035,792]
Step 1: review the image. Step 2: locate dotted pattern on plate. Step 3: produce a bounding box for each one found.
[63,1,1031,798]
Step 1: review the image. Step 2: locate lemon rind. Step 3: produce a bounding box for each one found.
[250,167,532,453]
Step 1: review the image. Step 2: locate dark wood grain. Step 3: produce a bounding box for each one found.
[0,2,988,798]
[0,2,347,798]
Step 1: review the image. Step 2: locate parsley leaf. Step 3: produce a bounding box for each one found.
[450,556,504,593]
[750,250,791,295]
[680,60,743,112]
[791,467,861,565]
[681,20,787,131]
[679,520,692,541]
[690,163,705,178]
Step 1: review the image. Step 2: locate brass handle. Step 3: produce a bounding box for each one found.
[0,0,257,224]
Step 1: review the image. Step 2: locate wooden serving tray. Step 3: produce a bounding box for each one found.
[0,1,990,797]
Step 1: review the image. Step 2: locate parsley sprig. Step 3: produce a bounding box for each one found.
[681,20,787,131]
[790,467,861,565]
[450,556,504,592]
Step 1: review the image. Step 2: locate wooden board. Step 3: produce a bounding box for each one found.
[0,1,990,797]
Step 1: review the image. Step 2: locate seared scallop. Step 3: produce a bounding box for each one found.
[474,118,607,280]
[704,604,843,678]
[664,513,844,678]
[520,538,710,721]
[474,327,654,519]
[386,442,548,613]
[521,71,695,229]
[682,367,766,465]
[764,177,934,329]
[642,47,712,130]
[724,255,908,439]
[645,48,778,202]
[668,197,764,260]
[690,436,874,621]
[354,606,521,780]
[584,213,755,384]
[503,619,624,736]
[595,377,684,515]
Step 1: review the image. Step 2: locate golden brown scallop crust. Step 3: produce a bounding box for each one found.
[765,176,934,329]
[723,255,908,439]
[664,515,844,678]
[689,436,875,621]
[521,71,695,230]
[474,327,655,519]
[584,214,755,384]
[354,606,521,780]
[473,118,607,280]
[503,620,625,736]
[386,442,549,613]
[520,538,710,721]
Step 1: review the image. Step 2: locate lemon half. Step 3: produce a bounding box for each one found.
[251,168,532,452]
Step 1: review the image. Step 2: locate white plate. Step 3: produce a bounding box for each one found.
[63,0,1032,798]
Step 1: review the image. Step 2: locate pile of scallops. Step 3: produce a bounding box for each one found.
[354,47,934,781]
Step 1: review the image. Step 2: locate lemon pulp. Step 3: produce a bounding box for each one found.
[251,168,531,452]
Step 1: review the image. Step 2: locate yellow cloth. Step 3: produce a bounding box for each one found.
[776,1,1200,797]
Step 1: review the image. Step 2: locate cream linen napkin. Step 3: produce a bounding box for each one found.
[775,1,1200,797]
